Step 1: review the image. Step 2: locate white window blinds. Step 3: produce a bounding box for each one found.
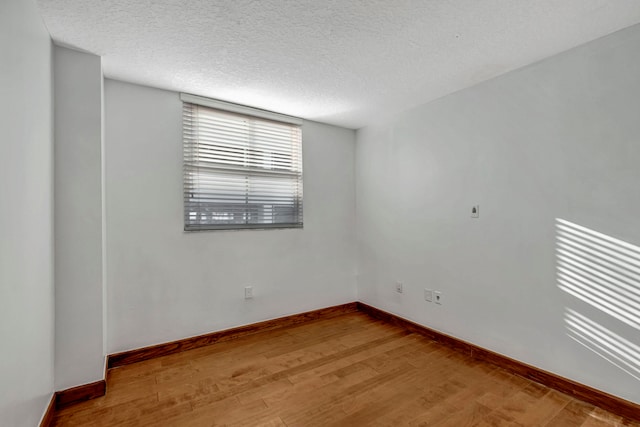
[182,96,303,231]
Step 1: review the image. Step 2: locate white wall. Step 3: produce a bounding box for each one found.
[357,23,640,404]
[54,46,105,390]
[0,0,54,425]
[104,80,357,353]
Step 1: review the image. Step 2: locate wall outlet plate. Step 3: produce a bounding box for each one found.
[244,286,253,299]
[395,281,403,293]
[434,291,442,305]
[471,205,480,218]
[424,289,433,302]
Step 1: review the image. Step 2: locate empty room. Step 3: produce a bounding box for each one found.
[2,0,640,425]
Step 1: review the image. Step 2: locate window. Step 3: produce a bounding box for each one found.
[182,94,303,231]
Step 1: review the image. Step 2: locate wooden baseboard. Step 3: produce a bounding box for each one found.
[356,302,640,423]
[55,380,106,409]
[108,302,359,369]
[39,393,56,427]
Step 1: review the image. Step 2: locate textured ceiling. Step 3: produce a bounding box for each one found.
[37,0,640,129]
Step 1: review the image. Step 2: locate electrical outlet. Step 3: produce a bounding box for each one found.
[434,291,442,305]
[244,286,253,299]
[395,281,403,293]
[471,205,480,218]
[424,289,433,302]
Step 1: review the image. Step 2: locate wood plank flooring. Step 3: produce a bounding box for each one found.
[53,312,639,426]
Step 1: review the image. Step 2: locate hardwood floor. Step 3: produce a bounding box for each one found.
[53,313,638,426]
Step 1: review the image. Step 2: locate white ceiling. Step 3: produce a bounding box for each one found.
[37,0,640,129]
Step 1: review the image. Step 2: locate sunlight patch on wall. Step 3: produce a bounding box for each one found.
[565,309,640,381]
[556,218,640,330]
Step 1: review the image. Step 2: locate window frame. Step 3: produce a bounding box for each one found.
[181,93,304,232]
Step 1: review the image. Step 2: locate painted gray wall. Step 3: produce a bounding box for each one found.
[104,79,357,353]
[356,24,640,403]
[0,0,54,425]
[54,46,105,390]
